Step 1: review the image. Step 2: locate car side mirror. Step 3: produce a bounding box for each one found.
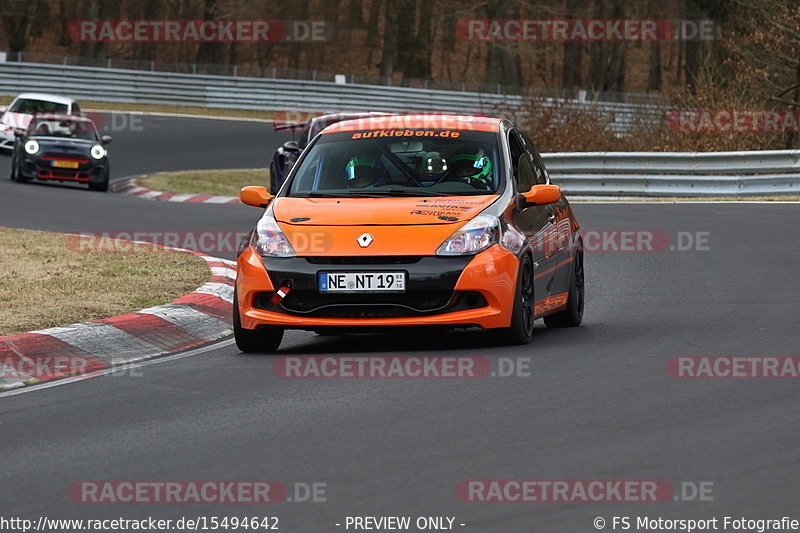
[240,186,274,208]
[282,140,299,151]
[518,184,561,209]
[101,135,112,145]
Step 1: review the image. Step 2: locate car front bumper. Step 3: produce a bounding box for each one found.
[19,154,107,183]
[236,244,519,330]
[0,130,16,150]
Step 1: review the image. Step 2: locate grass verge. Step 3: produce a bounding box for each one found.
[136,168,266,197]
[0,228,210,336]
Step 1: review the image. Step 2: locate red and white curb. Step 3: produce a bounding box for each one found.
[0,251,237,391]
[112,175,240,204]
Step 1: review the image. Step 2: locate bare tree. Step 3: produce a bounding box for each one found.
[1,0,39,53]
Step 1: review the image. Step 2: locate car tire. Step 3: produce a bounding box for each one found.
[9,152,16,181]
[493,254,535,345]
[89,168,109,192]
[269,163,278,195]
[544,249,584,328]
[233,290,284,353]
[15,156,29,183]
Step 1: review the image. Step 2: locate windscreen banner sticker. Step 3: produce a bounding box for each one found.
[410,199,489,217]
[352,130,461,139]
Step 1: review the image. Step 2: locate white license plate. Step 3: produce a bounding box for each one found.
[319,272,406,293]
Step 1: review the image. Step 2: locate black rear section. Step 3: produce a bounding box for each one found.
[256,256,487,319]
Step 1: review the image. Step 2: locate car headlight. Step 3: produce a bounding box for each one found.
[90,145,106,160]
[436,214,501,256]
[250,212,295,257]
[0,123,10,132]
[24,140,39,155]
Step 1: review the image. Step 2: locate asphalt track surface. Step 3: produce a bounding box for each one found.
[1,113,799,532]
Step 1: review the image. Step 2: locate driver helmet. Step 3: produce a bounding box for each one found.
[449,152,492,188]
[345,154,385,188]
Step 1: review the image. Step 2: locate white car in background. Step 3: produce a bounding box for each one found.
[0,93,81,151]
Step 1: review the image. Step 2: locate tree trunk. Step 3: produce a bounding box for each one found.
[195,0,227,67]
[604,0,629,93]
[397,0,433,81]
[484,0,522,87]
[588,0,606,91]
[648,40,662,91]
[379,0,401,80]
[366,0,383,48]
[646,0,662,91]
[562,0,584,90]
[77,0,101,59]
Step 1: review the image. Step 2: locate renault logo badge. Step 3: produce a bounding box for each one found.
[357,233,374,248]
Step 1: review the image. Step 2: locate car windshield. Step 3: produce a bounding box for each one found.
[28,118,98,140]
[9,99,69,114]
[288,129,503,197]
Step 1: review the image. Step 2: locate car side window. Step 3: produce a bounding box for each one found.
[300,125,312,149]
[508,130,535,192]
[520,131,548,185]
[72,103,81,114]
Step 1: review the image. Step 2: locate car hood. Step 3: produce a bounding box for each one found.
[273,195,499,226]
[1,112,32,130]
[31,137,96,154]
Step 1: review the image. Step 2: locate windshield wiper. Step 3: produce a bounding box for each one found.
[300,189,451,198]
[349,189,449,197]
[300,191,361,198]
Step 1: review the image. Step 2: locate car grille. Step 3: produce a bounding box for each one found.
[254,290,486,318]
[37,169,90,181]
[305,256,423,265]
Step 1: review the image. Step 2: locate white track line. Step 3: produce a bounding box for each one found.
[0,338,236,399]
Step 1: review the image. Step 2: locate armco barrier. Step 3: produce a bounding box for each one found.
[542,151,800,196]
[0,62,660,129]
[2,61,794,196]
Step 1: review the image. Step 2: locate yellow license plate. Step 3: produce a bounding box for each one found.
[52,160,80,169]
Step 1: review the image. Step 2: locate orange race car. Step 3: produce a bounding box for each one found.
[234,115,584,352]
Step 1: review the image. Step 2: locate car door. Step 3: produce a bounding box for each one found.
[521,130,574,298]
[507,129,559,302]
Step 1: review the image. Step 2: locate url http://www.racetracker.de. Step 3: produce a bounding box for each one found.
[0,516,280,533]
